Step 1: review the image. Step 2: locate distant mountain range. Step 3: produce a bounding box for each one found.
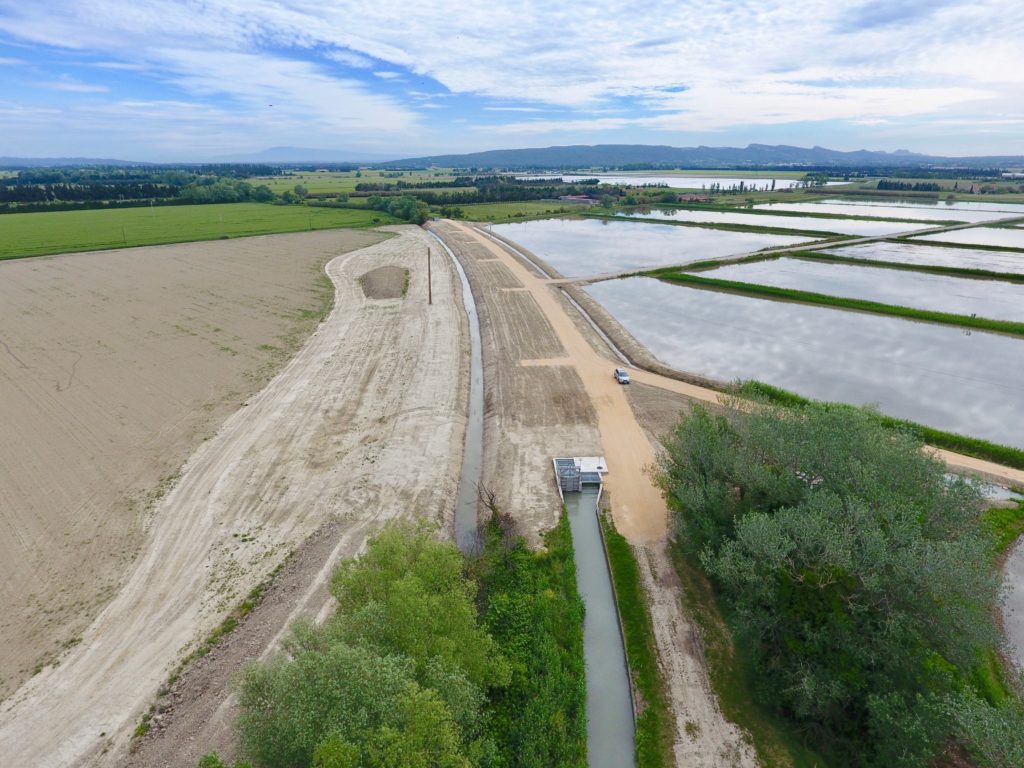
[2,143,1022,169]
[381,143,1024,169]
[0,156,150,168]
[211,146,398,163]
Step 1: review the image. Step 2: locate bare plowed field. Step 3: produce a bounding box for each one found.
[0,229,381,701]
[0,226,466,767]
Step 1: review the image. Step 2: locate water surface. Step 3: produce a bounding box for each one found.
[823,241,1024,274]
[585,277,1024,448]
[616,208,916,236]
[490,218,808,276]
[702,257,1024,322]
[753,201,998,223]
[565,488,636,768]
[817,198,1024,215]
[913,228,1024,249]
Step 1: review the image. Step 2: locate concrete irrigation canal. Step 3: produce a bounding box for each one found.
[565,484,637,768]
[437,228,637,766]
[431,231,485,552]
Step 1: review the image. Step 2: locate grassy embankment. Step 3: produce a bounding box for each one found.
[646,268,1024,337]
[0,202,399,260]
[736,380,1024,471]
[891,236,1024,253]
[599,514,672,768]
[792,250,1024,283]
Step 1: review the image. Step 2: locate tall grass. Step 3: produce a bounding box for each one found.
[599,514,671,768]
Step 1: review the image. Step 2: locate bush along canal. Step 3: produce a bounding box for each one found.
[558,459,637,768]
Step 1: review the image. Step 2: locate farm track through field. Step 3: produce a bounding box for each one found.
[0,226,468,767]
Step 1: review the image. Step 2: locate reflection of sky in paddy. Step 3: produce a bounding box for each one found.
[615,208,914,236]
[825,241,1024,274]
[703,257,1024,322]
[754,201,1008,223]
[489,218,808,276]
[586,277,1024,449]
[816,198,1024,215]
[914,228,1024,249]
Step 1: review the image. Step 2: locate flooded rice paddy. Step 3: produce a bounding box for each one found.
[585,277,1024,448]
[913,228,1024,249]
[489,218,809,276]
[815,198,1024,215]
[753,201,1018,223]
[614,208,917,236]
[699,257,1024,322]
[823,241,1024,274]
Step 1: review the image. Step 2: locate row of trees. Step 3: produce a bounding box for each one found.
[878,179,943,192]
[659,401,1024,767]
[364,195,431,224]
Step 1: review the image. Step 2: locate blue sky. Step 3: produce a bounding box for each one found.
[0,1,1021,161]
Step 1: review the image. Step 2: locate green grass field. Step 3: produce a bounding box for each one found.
[455,201,588,221]
[0,203,399,260]
[250,169,461,194]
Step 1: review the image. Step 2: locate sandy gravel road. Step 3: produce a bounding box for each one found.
[0,226,466,767]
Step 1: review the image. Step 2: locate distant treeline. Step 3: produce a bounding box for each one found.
[877,179,943,191]
[0,166,284,211]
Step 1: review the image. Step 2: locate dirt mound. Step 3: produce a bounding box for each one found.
[359,265,408,299]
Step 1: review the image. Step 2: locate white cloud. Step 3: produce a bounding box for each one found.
[0,0,1021,153]
[373,71,401,79]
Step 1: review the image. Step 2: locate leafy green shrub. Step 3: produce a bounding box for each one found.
[659,402,1013,765]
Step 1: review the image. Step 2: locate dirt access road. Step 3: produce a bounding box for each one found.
[432,221,758,767]
[0,226,468,767]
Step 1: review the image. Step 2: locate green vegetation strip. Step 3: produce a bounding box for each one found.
[736,380,1024,470]
[583,211,844,240]
[0,202,398,261]
[794,250,1024,283]
[984,502,1024,556]
[650,269,1024,337]
[600,514,672,768]
[895,234,1024,253]
[474,511,587,768]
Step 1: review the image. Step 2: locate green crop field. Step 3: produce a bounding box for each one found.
[250,168,461,194]
[455,200,588,221]
[0,203,399,260]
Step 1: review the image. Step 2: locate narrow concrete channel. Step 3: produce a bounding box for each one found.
[565,487,637,768]
[429,230,485,552]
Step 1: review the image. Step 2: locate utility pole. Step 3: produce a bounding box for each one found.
[427,247,433,305]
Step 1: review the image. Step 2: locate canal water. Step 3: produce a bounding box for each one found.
[565,487,637,768]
